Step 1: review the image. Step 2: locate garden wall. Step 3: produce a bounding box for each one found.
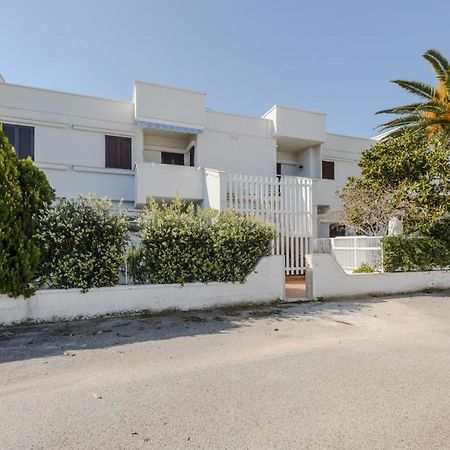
[0,256,284,325]
[306,254,450,300]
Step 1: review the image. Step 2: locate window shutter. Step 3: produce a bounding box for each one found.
[18,126,34,159]
[105,136,118,168]
[322,161,335,180]
[3,124,16,147]
[119,137,132,169]
[2,123,34,159]
[106,135,131,169]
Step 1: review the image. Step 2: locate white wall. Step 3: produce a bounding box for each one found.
[197,111,276,176]
[0,82,141,203]
[263,105,326,143]
[314,133,374,213]
[306,254,450,300]
[134,81,205,130]
[0,256,285,325]
[134,163,204,206]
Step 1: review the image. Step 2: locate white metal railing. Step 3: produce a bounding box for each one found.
[225,174,313,275]
[314,236,383,271]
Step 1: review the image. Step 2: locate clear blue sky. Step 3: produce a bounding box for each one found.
[2,0,450,137]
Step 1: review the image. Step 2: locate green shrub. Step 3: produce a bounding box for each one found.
[211,209,276,282]
[0,126,54,298]
[131,198,275,284]
[36,197,128,291]
[135,199,214,284]
[353,264,375,274]
[382,235,450,272]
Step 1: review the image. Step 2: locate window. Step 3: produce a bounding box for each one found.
[2,123,34,159]
[189,146,195,167]
[105,135,132,169]
[322,160,335,180]
[317,205,330,216]
[161,152,184,166]
[329,223,346,238]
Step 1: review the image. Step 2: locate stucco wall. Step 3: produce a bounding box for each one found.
[0,256,285,325]
[197,111,276,176]
[306,254,450,300]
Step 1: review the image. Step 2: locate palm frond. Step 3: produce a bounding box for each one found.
[392,80,434,99]
[423,49,450,78]
[377,114,422,130]
[376,103,426,115]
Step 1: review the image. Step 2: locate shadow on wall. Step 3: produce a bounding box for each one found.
[0,297,393,364]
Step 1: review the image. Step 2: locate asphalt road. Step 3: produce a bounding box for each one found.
[1,292,450,449]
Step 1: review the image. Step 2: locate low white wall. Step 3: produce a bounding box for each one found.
[306,254,450,300]
[0,256,284,325]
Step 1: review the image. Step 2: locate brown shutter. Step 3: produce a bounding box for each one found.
[119,137,132,169]
[106,136,131,169]
[322,161,335,180]
[105,135,118,168]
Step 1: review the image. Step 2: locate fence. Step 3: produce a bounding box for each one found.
[225,174,313,275]
[314,236,383,271]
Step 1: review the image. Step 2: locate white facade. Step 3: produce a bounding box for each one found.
[0,77,373,241]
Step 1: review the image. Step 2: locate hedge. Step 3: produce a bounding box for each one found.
[0,126,54,298]
[35,197,128,291]
[129,198,275,284]
[382,236,450,272]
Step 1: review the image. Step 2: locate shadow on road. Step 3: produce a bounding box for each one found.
[0,294,422,364]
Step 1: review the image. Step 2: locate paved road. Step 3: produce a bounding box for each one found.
[1,292,450,449]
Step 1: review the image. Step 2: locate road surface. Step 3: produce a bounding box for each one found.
[1,292,450,449]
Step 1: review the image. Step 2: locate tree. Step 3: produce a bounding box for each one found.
[0,126,54,297]
[338,130,450,235]
[377,49,450,139]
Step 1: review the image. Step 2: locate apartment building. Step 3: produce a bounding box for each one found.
[0,76,373,272]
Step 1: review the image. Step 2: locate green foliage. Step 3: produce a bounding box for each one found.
[0,126,54,298]
[377,49,450,139]
[131,198,275,285]
[36,197,128,291]
[353,264,375,274]
[210,209,276,282]
[340,130,450,235]
[382,236,450,272]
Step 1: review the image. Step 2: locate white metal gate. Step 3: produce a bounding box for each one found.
[225,174,313,274]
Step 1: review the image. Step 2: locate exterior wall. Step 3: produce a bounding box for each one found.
[197,111,277,176]
[0,256,285,325]
[0,79,374,220]
[314,133,373,237]
[0,82,141,204]
[135,163,204,205]
[306,254,450,300]
[263,105,326,144]
[134,81,205,130]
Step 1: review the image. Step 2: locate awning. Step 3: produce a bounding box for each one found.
[137,120,203,135]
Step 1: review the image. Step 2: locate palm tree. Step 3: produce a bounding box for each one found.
[377,49,450,139]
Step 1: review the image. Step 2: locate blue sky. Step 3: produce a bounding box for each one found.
[2,0,450,137]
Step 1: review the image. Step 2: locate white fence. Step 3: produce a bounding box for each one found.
[225,174,313,275]
[314,236,383,271]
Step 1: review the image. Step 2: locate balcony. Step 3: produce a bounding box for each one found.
[263,105,326,147]
[134,162,204,207]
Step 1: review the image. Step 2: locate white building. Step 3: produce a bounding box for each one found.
[0,76,373,272]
